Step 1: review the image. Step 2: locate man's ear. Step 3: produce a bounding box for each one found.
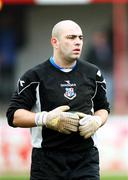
[51,37,59,48]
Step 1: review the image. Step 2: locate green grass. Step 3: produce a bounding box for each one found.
[0,177,28,180]
[0,175,128,180]
[101,175,128,180]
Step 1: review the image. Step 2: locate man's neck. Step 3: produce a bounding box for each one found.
[53,56,76,69]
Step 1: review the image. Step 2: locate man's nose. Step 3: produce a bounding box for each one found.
[75,41,82,47]
[74,37,81,45]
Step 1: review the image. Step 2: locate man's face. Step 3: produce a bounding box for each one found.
[57,26,83,62]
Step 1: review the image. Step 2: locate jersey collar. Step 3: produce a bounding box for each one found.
[49,56,76,72]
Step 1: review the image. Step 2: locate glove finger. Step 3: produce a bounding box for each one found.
[79,124,89,131]
[66,119,79,126]
[79,125,92,136]
[65,124,78,132]
[79,131,86,136]
[79,119,88,126]
[76,112,86,119]
[79,129,92,137]
[79,116,92,125]
[55,105,70,112]
[61,129,71,134]
[84,132,93,139]
[79,124,92,134]
[63,112,79,120]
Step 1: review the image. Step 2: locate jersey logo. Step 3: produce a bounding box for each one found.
[64,87,76,100]
[60,80,76,100]
[19,80,25,87]
[17,79,26,94]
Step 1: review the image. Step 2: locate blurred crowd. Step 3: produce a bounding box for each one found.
[0,6,25,106]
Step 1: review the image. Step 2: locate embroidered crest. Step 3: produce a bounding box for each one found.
[60,80,77,100]
[64,87,76,100]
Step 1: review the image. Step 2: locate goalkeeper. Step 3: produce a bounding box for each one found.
[6,20,110,180]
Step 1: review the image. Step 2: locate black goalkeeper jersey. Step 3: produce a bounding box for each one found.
[6,59,110,152]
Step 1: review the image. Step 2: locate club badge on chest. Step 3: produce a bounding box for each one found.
[60,80,77,100]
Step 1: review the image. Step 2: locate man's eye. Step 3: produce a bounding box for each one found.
[67,35,75,39]
[79,36,83,40]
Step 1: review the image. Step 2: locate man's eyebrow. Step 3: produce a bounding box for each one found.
[65,35,84,38]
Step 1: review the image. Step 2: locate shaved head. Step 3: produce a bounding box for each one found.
[52,20,82,39]
[51,20,83,66]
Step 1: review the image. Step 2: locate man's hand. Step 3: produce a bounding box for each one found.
[78,113,102,139]
[35,106,79,134]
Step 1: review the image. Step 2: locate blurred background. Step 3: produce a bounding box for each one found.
[0,0,128,179]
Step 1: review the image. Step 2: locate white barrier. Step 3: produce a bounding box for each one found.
[0,118,32,173]
[0,115,128,174]
[98,116,128,173]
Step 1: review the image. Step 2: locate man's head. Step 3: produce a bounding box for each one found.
[51,20,83,65]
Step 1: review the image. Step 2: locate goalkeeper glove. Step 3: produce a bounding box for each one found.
[35,105,79,134]
[78,113,102,139]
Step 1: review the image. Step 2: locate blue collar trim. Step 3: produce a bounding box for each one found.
[49,56,76,71]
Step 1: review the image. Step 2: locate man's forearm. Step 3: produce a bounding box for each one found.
[13,109,36,128]
[94,109,109,127]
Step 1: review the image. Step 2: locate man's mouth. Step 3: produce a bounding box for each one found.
[73,48,80,52]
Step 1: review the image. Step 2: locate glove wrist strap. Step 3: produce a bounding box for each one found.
[35,111,48,126]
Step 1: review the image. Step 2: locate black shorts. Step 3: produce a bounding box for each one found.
[30,147,100,180]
